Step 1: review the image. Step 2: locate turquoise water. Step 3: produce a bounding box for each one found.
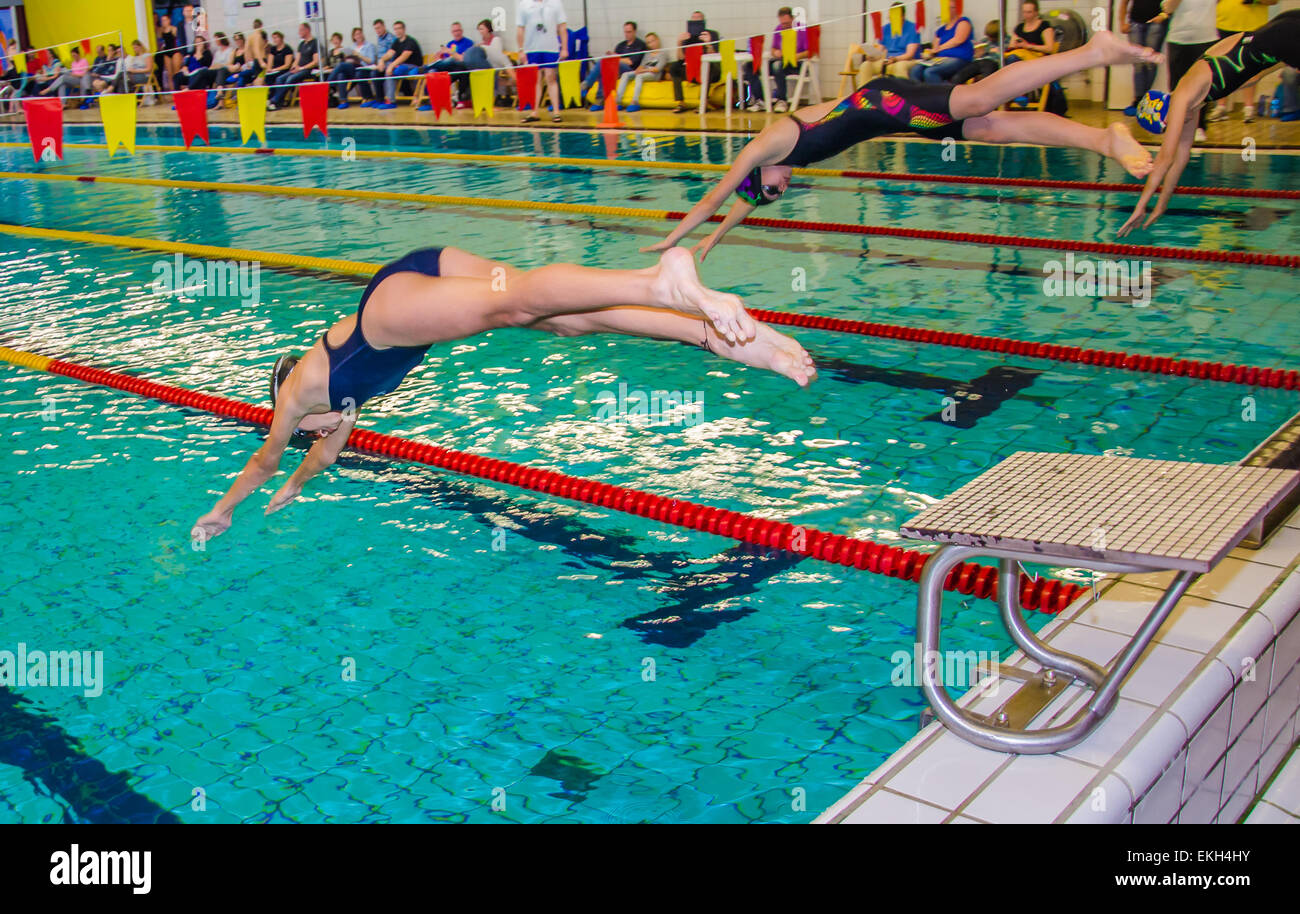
[0,124,1296,823]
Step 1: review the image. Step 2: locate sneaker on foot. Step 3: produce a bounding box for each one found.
[1194,127,1207,142]
[376,102,396,110]
[1123,104,1137,117]
[626,103,641,112]
[417,103,431,111]
[337,101,349,109]
[1243,104,1256,123]
[1207,104,1227,122]
[773,99,788,112]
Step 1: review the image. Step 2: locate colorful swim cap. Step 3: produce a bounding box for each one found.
[735,167,780,206]
[1135,90,1170,135]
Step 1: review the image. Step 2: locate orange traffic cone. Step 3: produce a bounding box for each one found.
[598,93,625,128]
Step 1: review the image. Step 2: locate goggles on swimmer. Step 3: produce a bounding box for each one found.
[270,353,328,442]
[734,167,784,206]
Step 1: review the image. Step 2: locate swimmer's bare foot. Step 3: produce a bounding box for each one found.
[1105,122,1153,179]
[704,320,817,387]
[652,247,757,344]
[1088,29,1164,68]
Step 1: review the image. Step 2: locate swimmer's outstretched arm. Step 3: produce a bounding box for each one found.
[263,419,355,516]
[640,128,786,254]
[1118,83,1201,237]
[191,404,300,539]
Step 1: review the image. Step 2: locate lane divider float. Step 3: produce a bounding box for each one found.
[3,140,1296,200]
[0,343,1086,613]
[2,170,1292,268]
[1,222,1295,389]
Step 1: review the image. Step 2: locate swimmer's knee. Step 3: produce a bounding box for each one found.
[960,114,998,142]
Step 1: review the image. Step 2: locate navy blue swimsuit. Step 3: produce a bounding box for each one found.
[322,247,442,411]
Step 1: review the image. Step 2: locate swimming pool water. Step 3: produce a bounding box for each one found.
[0,125,1296,823]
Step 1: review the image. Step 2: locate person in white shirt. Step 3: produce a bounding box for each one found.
[1158,0,1218,141]
[517,0,568,123]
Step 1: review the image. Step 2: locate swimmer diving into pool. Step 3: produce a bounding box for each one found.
[1118,10,1300,237]
[644,31,1164,260]
[190,246,817,538]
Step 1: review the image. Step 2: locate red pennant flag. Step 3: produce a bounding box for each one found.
[807,25,821,58]
[80,39,92,55]
[684,44,702,83]
[916,1,926,30]
[298,81,328,137]
[600,56,620,97]
[871,11,883,41]
[749,35,764,65]
[35,48,50,68]
[22,97,63,162]
[424,71,452,119]
[956,0,964,18]
[173,89,209,148]
[515,65,538,110]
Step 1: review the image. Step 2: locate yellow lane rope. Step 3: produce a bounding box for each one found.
[0,223,380,276]
[0,346,52,372]
[0,140,852,177]
[0,170,676,221]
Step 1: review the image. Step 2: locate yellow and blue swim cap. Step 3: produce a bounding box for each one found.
[1136,90,1170,135]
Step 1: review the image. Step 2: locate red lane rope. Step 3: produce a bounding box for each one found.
[685,212,1299,268]
[835,169,1300,200]
[750,309,1300,390]
[41,356,1087,614]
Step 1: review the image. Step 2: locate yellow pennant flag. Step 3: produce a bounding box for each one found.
[470,68,494,117]
[941,0,953,25]
[890,4,905,37]
[54,44,72,66]
[238,86,268,145]
[781,29,797,66]
[719,39,737,79]
[557,59,581,108]
[14,52,27,74]
[100,93,137,156]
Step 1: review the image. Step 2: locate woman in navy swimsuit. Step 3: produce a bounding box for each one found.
[646,31,1164,259]
[192,246,816,538]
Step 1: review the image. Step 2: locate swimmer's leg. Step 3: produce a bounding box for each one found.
[369,248,756,346]
[963,111,1153,179]
[950,31,1163,119]
[438,246,513,280]
[529,307,817,388]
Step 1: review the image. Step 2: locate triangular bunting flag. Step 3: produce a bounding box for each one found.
[173,89,210,148]
[298,81,328,137]
[22,97,63,162]
[684,44,702,84]
[80,39,93,56]
[515,65,538,110]
[238,86,268,145]
[100,93,137,156]
[808,25,821,58]
[719,40,737,80]
[781,29,797,67]
[557,59,581,108]
[916,1,927,30]
[600,56,619,98]
[749,35,765,64]
[425,71,452,119]
[871,11,883,41]
[469,68,494,117]
[890,5,904,36]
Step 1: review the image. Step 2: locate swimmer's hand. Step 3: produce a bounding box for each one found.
[1117,200,1165,237]
[191,508,232,541]
[639,238,676,254]
[692,233,719,262]
[265,479,303,516]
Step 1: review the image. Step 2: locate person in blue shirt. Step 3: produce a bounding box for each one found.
[860,3,920,82]
[423,20,482,106]
[909,12,975,83]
